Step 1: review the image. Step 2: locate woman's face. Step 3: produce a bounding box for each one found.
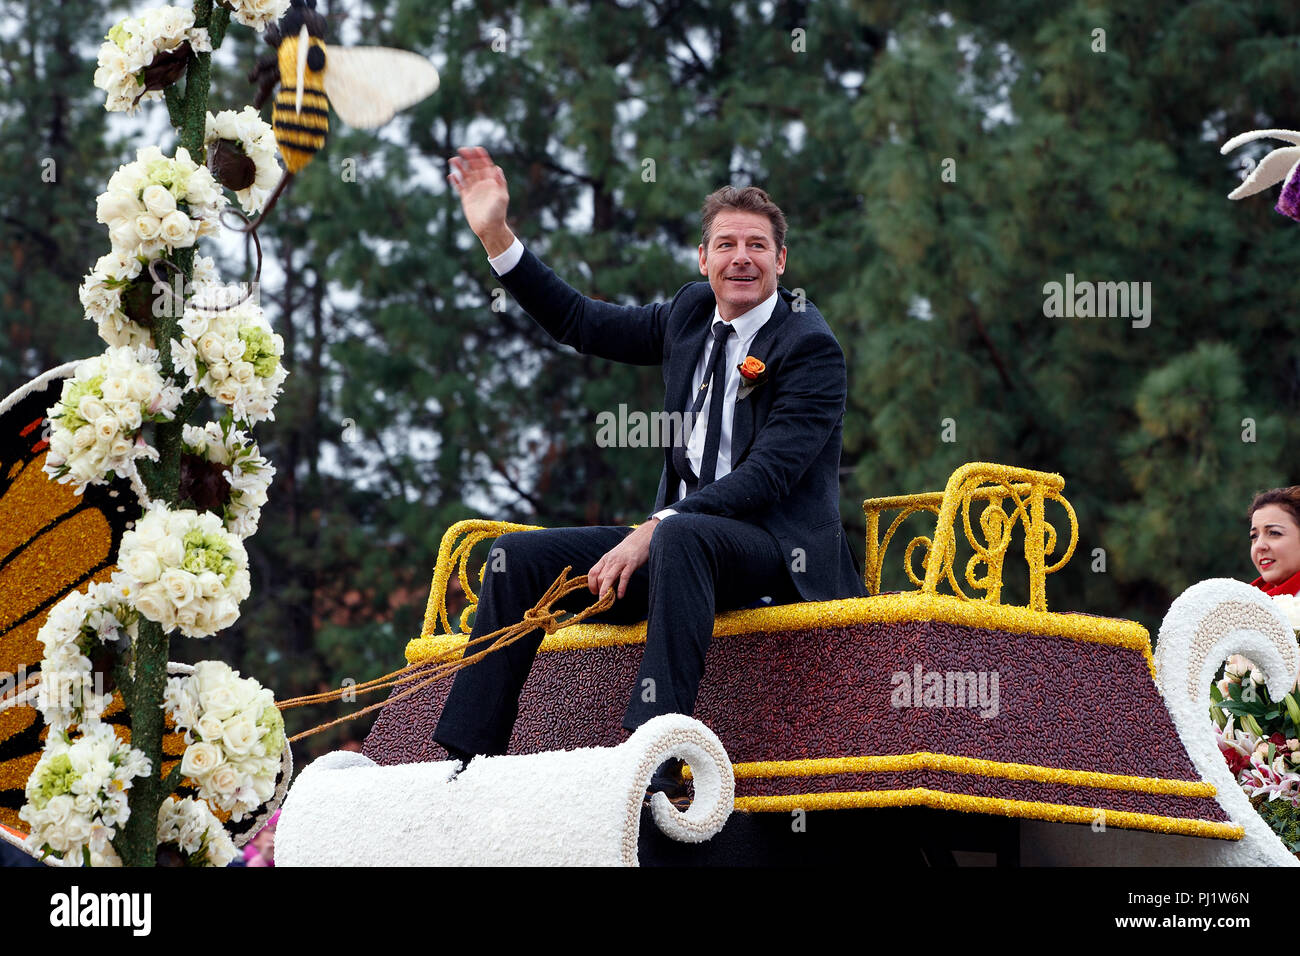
[1250,504,1300,585]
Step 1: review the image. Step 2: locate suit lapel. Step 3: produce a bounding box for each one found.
[730,290,793,464]
[669,296,717,417]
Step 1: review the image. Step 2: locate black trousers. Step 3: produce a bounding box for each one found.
[432,513,801,757]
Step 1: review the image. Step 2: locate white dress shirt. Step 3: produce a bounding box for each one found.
[487,238,778,523]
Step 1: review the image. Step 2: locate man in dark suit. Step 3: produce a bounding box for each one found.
[432,146,865,767]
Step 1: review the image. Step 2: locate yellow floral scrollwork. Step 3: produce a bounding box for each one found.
[420,519,543,639]
[864,462,1079,611]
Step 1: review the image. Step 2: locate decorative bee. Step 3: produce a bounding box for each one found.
[244,0,440,230]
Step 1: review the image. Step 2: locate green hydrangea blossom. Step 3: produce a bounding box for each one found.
[181,528,237,584]
[29,754,78,811]
[143,157,192,199]
[58,373,106,431]
[259,704,285,755]
[239,326,280,377]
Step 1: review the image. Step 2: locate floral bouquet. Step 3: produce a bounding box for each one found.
[1210,595,1300,851]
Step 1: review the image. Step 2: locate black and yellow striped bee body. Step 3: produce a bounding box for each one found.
[271,33,330,175]
[244,0,439,232]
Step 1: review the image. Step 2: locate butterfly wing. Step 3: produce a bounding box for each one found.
[323,46,439,129]
[0,368,291,853]
[0,364,140,833]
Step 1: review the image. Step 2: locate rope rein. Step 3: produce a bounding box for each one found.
[281,568,614,743]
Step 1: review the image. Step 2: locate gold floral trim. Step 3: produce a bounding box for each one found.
[863,462,1079,612]
[407,591,1152,672]
[727,752,1216,797]
[420,519,542,639]
[732,789,1244,840]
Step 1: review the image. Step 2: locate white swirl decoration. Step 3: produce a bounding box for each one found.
[633,713,735,855]
[1155,577,1300,866]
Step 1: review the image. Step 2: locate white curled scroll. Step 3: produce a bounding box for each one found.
[277,712,735,867]
[1154,578,1300,866]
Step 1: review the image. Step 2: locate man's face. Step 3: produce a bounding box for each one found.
[698,210,786,321]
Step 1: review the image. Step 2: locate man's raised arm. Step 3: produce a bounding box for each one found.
[448,146,679,366]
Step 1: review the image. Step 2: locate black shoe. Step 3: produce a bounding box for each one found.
[438,740,475,777]
[644,758,692,809]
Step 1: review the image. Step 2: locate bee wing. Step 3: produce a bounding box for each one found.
[1227,146,1300,200]
[323,47,440,129]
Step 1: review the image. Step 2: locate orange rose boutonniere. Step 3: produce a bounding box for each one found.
[736,356,768,400]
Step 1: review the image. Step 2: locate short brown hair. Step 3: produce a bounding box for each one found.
[701,185,787,252]
[1248,486,1300,528]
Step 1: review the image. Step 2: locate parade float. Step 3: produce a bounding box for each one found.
[344,462,1300,866]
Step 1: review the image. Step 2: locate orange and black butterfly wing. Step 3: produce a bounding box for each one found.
[0,368,288,850]
[0,366,140,831]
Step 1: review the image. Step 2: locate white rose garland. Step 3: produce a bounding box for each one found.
[118,502,251,638]
[204,106,282,215]
[80,252,219,349]
[96,145,226,259]
[156,796,237,866]
[165,661,285,822]
[173,299,288,425]
[220,0,291,32]
[19,724,151,865]
[93,6,213,114]
[43,345,182,494]
[35,579,138,736]
[182,421,274,538]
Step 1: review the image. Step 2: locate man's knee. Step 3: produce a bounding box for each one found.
[649,514,711,558]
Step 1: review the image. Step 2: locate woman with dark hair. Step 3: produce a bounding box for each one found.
[1248,486,1300,596]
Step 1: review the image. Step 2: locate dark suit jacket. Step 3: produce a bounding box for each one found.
[496,246,867,604]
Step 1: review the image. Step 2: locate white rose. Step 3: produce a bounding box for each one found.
[180,741,222,780]
[175,608,201,638]
[96,190,140,225]
[123,548,162,585]
[41,793,76,829]
[195,570,223,599]
[72,424,96,450]
[115,402,143,431]
[108,436,133,461]
[159,568,198,607]
[142,184,176,217]
[108,220,140,253]
[221,716,259,756]
[195,713,225,743]
[201,686,240,722]
[157,535,184,569]
[197,331,226,364]
[208,764,241,796]
[231,361,255,384]
[101,377,127,402]
[76,395,108,423]
[159,210,193,246]
[134,213,162,241]
[78,397,108,425]
[211,597,240,631]
[222,338,246,364]
[133,588,172,626]
[215,384,240,405]
[69,457,100,483]
[94,418,118,444]
[127,367,157,402]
